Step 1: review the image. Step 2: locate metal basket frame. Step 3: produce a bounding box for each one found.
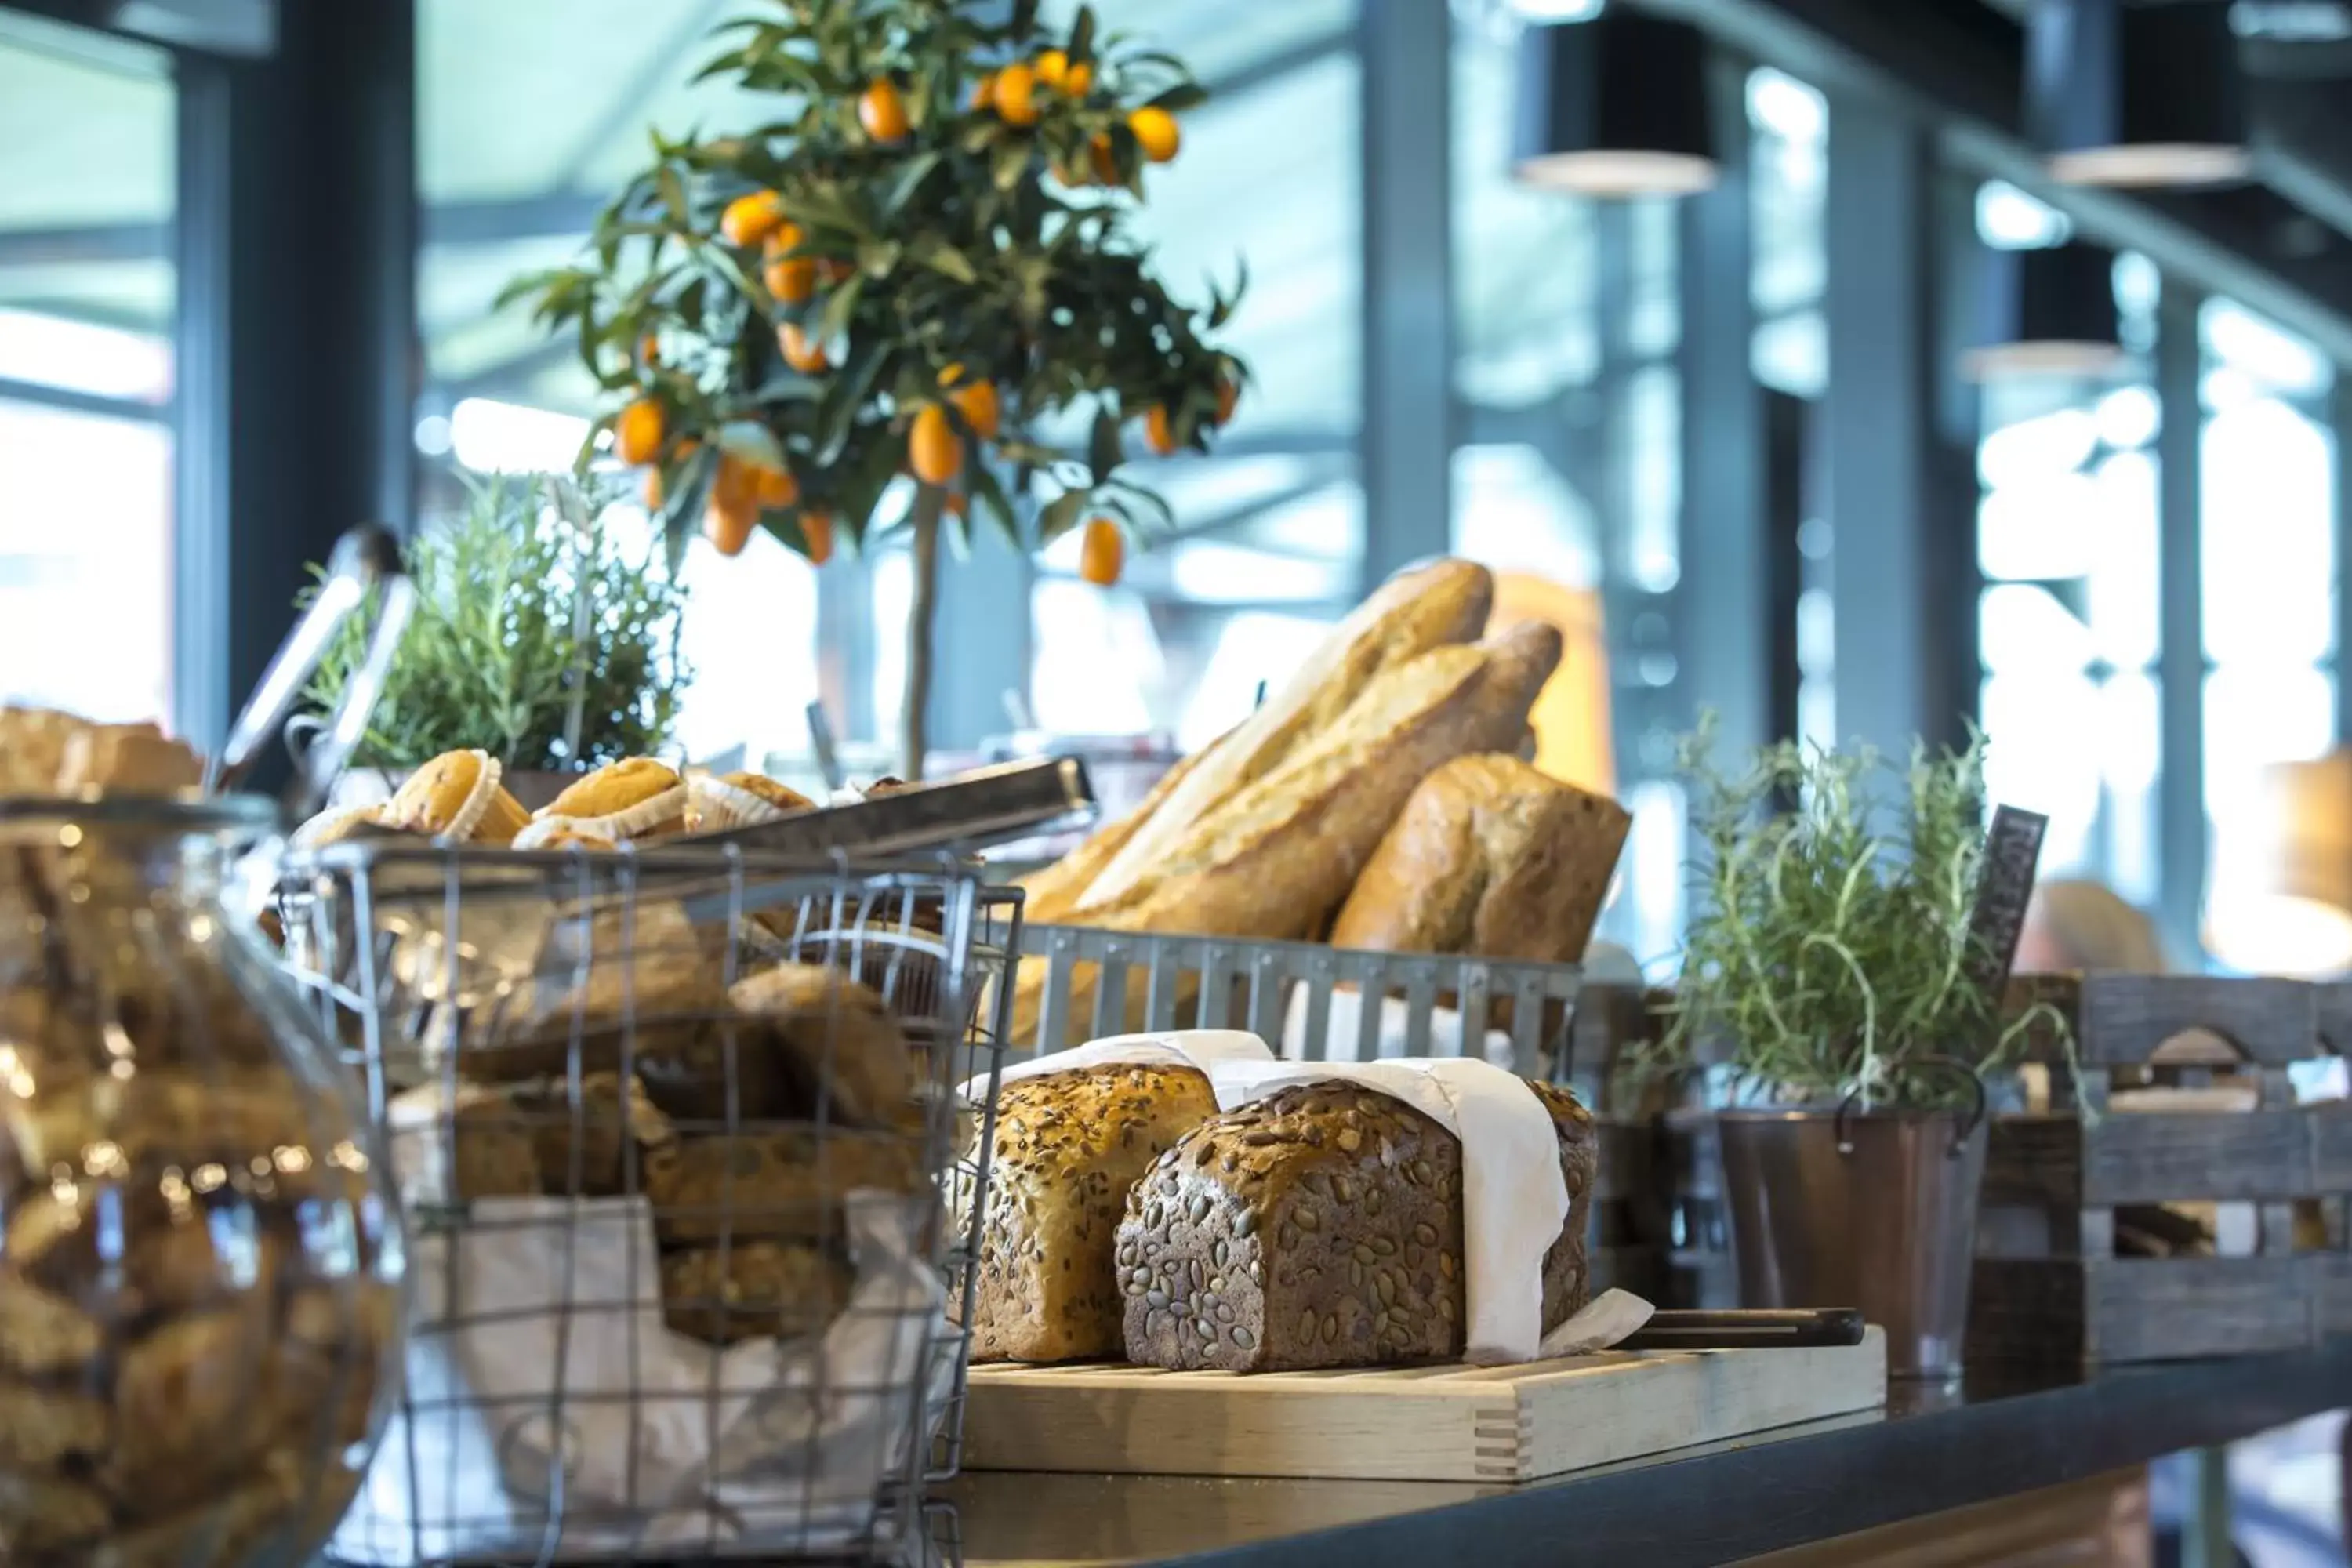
[1017,921,1592,1086]
[273,837,1023,1566]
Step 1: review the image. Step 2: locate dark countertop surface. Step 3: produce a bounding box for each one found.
[940,1339,2352,1566]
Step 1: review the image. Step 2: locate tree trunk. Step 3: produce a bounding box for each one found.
[902,485,945,782]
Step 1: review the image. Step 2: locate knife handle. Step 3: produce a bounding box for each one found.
[1615,1308,1867,1351]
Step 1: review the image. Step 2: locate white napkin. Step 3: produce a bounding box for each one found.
[962,1029,1272,1102]
[1203,1056,1572,1366]
[332,1192,940,1563]
[1277,988,1518,1066]
[1537,1287,1655,1359]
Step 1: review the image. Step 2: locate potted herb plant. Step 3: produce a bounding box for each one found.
[504,0,1247,779]
[298,472,691,806]
[1646,724,2062,1379]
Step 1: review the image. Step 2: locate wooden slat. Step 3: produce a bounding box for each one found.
[2075,975,2315,1066]
[964,1331,1887,1483]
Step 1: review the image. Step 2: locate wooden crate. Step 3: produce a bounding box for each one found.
[963,1329,1887,1483]
[1969,973,2352,1366]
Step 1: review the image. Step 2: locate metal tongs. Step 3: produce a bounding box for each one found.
[206,524,414,819]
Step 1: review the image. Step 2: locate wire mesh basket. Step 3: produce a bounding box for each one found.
[270,837,1021,1565]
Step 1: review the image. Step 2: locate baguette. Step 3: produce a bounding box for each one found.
[1330,753,1630,964]
[1072,558,1493,916]
[1016,740,1219,926]
[1004,622,1563,1047]
[1107,621,1566,941]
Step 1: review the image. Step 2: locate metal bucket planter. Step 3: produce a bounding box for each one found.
[1717,1091,1988,1381]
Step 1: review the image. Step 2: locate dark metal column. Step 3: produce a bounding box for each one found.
[172,0,416,750]
[1678,53,1772,760]
[2336,373,2352,744]
[1822,97,1973,760]
[2154,281,2208,964]
[1357,0,1452,590]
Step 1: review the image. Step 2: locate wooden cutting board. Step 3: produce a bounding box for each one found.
[962,1328,1887,1484]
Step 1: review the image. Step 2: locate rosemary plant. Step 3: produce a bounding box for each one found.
[1652,719,2057,1112]
[299,474,691,771]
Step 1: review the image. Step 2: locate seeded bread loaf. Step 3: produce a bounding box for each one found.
[965,1063,1223,1363]
[1330,753,1632,964]
[1118,1077,1595,1372]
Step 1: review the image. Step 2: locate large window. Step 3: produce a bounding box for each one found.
[1021,0,1363,755]
[414,0,822,771]
[0,14,176,724]
[2200,297,2338,930]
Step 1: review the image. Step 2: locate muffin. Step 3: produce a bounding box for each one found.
[380,750,532,844]
[533,758,689,841]
[683,771,816,833]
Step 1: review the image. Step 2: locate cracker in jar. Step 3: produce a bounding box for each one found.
[0,1468,111,1559]
[3,1069,328,1189]
[0,1269,103,1377]
[105,1304,278,1519]
[90,1446,322,1568]
[661,1240,852,1346]
[645,1125,926,1247]
[0,1379,109,1469]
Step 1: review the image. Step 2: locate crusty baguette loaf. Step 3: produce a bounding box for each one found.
[1017,741,1220,926]
[1073,559,1494,916]
[1330,753,1631,964]
[1118,1077,1595,1371]
[1103,620,1566,941]
[964,1064,1223,1361]
[1004,622,1563,1047]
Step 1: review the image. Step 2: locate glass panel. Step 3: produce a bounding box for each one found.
[1982,669,2103,877]
[1979,583,2092,676]
[2201,395,2336,665]
[0,16,176,724]
[2203,663,2335,821]
[2097,672,2161,906]
[415,0,822,760]
[0,399,172,722]
[1454,14,1597,407]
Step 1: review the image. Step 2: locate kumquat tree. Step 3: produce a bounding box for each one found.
[505,0,1247,775]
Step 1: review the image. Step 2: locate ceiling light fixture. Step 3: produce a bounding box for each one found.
[1962,241,2128,383]
[1514,9,1718,198]
[2027,0,2252,189]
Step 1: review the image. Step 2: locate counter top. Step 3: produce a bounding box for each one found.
[942,1338,2352,1566]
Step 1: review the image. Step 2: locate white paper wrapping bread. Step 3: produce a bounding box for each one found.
[961,1029,1273,1102]
[1203,1055,1573,1365]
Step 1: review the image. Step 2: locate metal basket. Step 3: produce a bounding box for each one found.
[272,837,1022,1565]
[1013,922,1591,1083]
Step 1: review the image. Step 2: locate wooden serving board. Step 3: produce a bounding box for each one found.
[963,1328,1887,1484]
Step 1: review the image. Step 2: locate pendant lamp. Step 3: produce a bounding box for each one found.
[2027,0,2251,188]
[1962,241,2126,382]
[1514,8,1717,198]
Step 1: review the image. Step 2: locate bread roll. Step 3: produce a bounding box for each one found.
[1119,1077,1595,1372]
[1071,558,1494,916]
[1330,753,1631,964]
[964,1063,1222,1362]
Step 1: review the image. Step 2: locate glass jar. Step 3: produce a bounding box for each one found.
[0,796,402,1565]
